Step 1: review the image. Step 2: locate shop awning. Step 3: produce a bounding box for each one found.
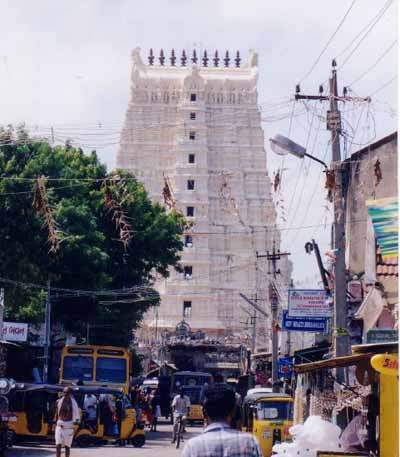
[294,353,374,374]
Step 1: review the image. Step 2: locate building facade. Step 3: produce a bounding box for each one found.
[118,48,289,348]
[344,132,398,341]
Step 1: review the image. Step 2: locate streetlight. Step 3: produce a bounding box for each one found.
[269,134,328,170]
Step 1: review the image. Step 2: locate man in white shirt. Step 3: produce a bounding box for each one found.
[171,388,191,443]
[83,393,98,431]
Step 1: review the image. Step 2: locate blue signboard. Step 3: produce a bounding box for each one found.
[282,310,328,333]
[278,357,293,379]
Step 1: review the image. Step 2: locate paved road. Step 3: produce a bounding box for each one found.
[7,423,201,457]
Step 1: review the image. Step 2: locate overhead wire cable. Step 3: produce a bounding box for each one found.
[334,0,394,60]
[347,40,397,87]
[368,76,397,97]
[299,0,358,83]
[337,0,395,70]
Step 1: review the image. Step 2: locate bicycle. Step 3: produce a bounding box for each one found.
[173,414,184,449]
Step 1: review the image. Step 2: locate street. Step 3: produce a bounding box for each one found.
[7,423,201,457]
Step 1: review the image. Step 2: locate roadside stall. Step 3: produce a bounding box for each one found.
[292,342,398,456]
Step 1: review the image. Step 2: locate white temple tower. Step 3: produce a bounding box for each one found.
[118,48,289,348]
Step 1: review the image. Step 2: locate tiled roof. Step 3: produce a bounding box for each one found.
[377,247,398,277]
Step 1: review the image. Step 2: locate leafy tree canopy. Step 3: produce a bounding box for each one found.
[0,125,185,345]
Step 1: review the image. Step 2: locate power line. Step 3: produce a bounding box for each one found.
[299,0,358,83]
[348,40,397,87]
[334,0,394,60]
[369,75,397,97]
[337,0,395,70]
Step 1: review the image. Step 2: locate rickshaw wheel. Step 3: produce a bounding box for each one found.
[75,434,94,448]
[131,435,145,448]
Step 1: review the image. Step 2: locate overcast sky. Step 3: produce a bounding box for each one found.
[0,0,397,286]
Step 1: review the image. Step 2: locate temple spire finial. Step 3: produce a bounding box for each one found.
[213,50,219,67]
[170,49,176,66]
[148,48,154,65]
[224,50,230,67]
[159,49,165,66]
[234,50,241,68]
[202,50,209,67]
[181,50,187,66]
[191,49,198,64]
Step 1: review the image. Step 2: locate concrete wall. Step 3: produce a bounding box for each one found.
[345,133,397,275]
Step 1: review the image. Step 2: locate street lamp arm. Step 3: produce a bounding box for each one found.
[303,151,328,170]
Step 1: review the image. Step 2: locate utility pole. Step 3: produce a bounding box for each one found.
[256,244,291,392]
[43,280,51,383]
[295,62,370,377]
[0,289,4,340]
[250,310,257,355]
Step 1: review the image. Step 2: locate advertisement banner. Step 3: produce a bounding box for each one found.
[3,322,28,342]
[288,289,331,318]
[366,328,398,344]
[282,311,328,333]
[277,357,293,379]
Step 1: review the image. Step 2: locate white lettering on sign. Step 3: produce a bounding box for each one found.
[3,322,28,342]
[288,289,332,318]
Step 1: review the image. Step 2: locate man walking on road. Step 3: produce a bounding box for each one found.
[182,384,261,457]
[171,388,191,443]
[54,387,80,457]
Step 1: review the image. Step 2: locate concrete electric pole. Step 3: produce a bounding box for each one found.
[256,244,291,392]
[294,61,370,379]
[0,289,4,341]
[43,280,51,383]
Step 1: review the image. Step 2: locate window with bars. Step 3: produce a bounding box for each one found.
[189,131,196,140]
[190,112,196,120]
[188,154,195,164]
[187,180,195,190]
[186,206,194,217]
[184,235,193,247]
[183,301,192,318]
[190,93,197,102]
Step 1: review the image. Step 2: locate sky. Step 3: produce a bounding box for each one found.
[0,0,397,286]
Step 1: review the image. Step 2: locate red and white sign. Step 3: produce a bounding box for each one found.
[3,322,28,342]
[288,289,332,318]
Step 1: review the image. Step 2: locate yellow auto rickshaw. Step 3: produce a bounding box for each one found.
[8,383,63,442]
[72,386,145,447]
[8,384,145,448]
[242,390,293,457]
[182,386,204,425]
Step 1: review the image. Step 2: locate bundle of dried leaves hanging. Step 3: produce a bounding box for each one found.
[325,169,335,202]
[102,177,133,251]
[32,175,60,253]
[162,175,176,209]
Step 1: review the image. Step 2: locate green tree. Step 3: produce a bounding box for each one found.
[0,126,184,345]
